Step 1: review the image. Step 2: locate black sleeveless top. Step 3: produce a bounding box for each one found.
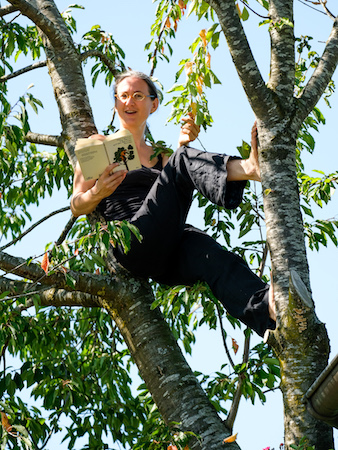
[98,154,163,221]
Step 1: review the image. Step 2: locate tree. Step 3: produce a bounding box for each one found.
[0,1,337,449]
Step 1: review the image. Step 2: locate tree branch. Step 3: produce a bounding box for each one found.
[25,131,64,147]
[0,207,70,252]
[0,4,18,17]
[80,50,119,77]
[7,0,72,50]
[0,277,99,308]
[0,249,141,302]
[297,17,338,124]
[0,60,47,83]
[204,0,275,120]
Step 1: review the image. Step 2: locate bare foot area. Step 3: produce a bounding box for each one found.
[269,281,276,322]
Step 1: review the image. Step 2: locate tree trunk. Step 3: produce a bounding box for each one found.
[203,0,336,446]
[101,260,239,450]
[259,126,333,450]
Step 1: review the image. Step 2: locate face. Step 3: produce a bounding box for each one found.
[115,76,159,132]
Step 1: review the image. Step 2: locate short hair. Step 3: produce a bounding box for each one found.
[113,70,159,100]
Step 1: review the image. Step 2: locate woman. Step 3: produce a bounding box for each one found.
[71,70,276,337]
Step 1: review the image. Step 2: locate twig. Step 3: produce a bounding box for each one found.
[0,285,55,303]
[296,0,327,15]
[216,302,235,369]
[0,206,70,252]
[319,0,336,20]
[225,329,251,431]
[238,0,269,19]
[80,50,119,77]
[0,60,47,83]
[149,8,173,78]
[196,136,208,152]
[258,243,269,279]
[55,216,77,246]
[39,428,54,450]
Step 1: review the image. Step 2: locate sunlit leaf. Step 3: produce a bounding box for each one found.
[223,432,238,443]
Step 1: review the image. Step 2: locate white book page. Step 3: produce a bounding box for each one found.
[74,139,109,181]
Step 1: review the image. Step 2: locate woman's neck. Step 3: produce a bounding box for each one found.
[120,125,150,152]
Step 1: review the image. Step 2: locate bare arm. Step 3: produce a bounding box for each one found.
[227,123,260,182]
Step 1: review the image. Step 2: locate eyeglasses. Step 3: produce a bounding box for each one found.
[115,92,155,102]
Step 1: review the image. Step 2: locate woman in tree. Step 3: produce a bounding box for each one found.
[71,70,276,337]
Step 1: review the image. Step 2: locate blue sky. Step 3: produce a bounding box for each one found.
[3,0,338,448]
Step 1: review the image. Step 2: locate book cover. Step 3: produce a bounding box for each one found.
[75,129,141,181]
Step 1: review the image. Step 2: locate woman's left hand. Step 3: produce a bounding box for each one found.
[178,114,200,147]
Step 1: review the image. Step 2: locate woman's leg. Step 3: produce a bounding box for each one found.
[114,146,274,336]
[154,225,276,338]
[115,146,246,277]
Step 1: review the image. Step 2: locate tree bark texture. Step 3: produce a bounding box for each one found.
[206,0,338,448]
[100,261,240,450]
[259,129,333,450]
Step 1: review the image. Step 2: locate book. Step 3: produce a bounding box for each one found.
[74,129,141,181]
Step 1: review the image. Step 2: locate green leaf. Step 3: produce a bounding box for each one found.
[241,6,249,21]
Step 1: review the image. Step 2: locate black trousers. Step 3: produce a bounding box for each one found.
[115,146,275,337]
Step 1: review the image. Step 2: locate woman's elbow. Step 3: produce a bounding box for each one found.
[70,197,82,218]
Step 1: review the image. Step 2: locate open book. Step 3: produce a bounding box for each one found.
[75,129,141,181]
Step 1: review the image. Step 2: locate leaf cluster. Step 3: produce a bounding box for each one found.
[0,90,72,240]
[61,3,85,35]
[145,0,189,70]
[292,38,338,251]
[132,387,196,450]
[44,218,142,284]
[197,340,280,414]
[0,300,150,449]
[80,25,125,87]
[166,23,221,129]
[0,18,43,65]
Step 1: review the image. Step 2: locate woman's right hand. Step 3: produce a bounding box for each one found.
[178,113,200,147]
[91,163,127,200]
